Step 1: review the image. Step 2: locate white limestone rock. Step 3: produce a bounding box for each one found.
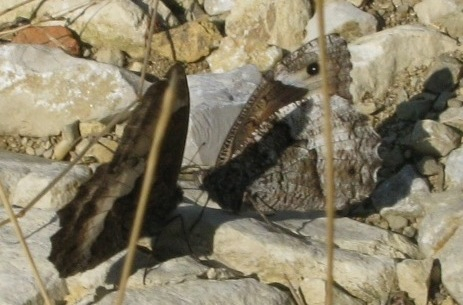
[410,120,461,157]
[0,151,91,210]
[372,164,430,216]
[415,191,463,304]
[0,208,64,304]
[0,0,149,58]
[439,107,463,132]
[444,147,463,189]
[396,259,434,305]
[204,0,236,15]
[207,0,311,72]
[304,0,377,42]
[97,278,294,305]
[349,25,458,103]
[0,44,143,137]
[185,65,262,165]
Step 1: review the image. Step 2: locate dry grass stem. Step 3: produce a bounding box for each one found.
[314,1,336,304]
[0,181,53,305]
[115,1,161,303]
[114,52,178,305]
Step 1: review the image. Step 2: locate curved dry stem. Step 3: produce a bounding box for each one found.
[0,181,53,305]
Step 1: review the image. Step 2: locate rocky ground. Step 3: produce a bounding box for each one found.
[0,0,462,304]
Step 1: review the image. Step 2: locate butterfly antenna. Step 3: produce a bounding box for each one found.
[188,193,210,233]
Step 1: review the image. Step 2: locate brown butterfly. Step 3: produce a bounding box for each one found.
[49,64,190,277]
[202,34,381,213]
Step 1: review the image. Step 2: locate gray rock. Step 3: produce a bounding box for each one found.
[75,138,118,163]
[380,145,406,170]
[0,0,149,58]
[0,208,65,304]
[93,48,126,67]
[53,121,80,160]
[444,147,463,188]
[416,190,463,255]
[207,0,311,72]
[349,25,458,103]
[275,217,420,259]
[185,65,262,165]
[396,259,434,305]
[299,278,364,305]
[162,206,398,305]
[437,220,463,305]
[416,156,442,176]
[439,107,463,132]
[79,121,107,138]
[98,278,294,305]
[414,0,460,24]
[415,191,463,304]
[410,120,461,157]
[130,256,209,287]
[0,151,91,209]
[435,11,463,39]
[447,97,463,108]
[208,217,396,304]
[372,164,430,216]
[414,0,463,39]
[151,20,222,63]
[433,91,455,112]
[304,0,377,42]
[384,214,409,232]
[346,0,366,6]
[0,44,143,137]
[396,92,436,121]
[226,0,311,51]
[424,54,463,93]
[207,37,283,72]
[204,0,236,15]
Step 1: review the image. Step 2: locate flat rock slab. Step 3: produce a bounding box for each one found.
[0,44,142,137]
[0,151,91,209]
[0,208,63,305]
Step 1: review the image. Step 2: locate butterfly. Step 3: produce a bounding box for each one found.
[201,34,381,213]
[48,64,190,277]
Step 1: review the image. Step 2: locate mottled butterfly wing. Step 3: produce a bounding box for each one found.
[239,95,381,213]
[202,35,381,213]
[49,64,189,277]
[216,34,351,166]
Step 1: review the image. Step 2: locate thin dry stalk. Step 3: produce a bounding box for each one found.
[285,274,306,305]
[314,0,336,305]
[137,0,159,97]
[114,2,160,303]
[0,0,36,18]
[0,182,53,305]
[114,44,178,305]
[0,0,99,38]
[0,108,137,228]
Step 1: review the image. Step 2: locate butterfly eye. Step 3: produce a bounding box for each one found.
[306,62,319,76]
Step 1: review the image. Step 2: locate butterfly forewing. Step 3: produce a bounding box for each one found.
[49,64,189,277]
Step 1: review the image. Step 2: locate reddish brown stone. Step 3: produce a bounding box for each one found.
[12,26,80,56]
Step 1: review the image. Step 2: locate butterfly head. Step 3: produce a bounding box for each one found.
[273,34,352,100]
